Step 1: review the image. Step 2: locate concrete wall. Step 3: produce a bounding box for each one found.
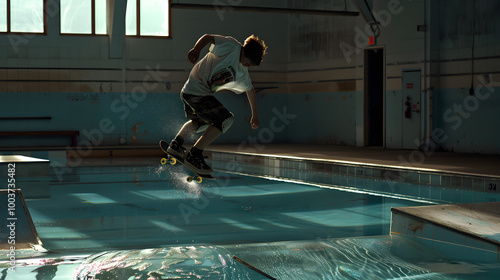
[285,0,361,146]
[432,0,500,154]
[0,0,289,148]
[285,0,500,153]
[372,0,500,154]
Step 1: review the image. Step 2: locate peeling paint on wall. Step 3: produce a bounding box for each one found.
[131,122,144,133]
[130,122,147,144]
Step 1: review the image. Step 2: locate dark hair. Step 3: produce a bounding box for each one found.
[242,34,268,66]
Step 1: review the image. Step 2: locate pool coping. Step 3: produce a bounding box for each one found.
[207,150,500,194]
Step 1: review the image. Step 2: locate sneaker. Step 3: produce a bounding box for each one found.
[185,149,213,175]
[167,139,186,160]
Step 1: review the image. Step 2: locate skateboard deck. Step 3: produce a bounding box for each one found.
[159,140,215,183]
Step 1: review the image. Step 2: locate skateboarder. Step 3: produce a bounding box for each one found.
[167,34,267,175]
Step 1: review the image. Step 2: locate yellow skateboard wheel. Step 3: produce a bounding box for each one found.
[161,157,177,165]
[186,176,203,183]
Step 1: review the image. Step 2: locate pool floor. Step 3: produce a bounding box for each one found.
[1,157,500,279]
[27,161,429,251]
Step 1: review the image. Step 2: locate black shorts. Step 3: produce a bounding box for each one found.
[181,92,234,133]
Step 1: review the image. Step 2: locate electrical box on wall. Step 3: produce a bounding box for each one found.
[369,36,376,45]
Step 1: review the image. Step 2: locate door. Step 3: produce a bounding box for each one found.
[401,70,421,149]
[364,48,384,146]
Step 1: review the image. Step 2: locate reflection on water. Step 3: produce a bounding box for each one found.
[3,231,500,279]
[69,236,499,280]
[74,246,232,279]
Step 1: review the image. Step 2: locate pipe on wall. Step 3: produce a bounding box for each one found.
[171,3,359,17]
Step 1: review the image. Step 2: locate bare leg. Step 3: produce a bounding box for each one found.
[193,125,222,150]
[175,120,198,141]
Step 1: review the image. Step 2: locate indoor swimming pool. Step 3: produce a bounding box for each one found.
[1,156,500,279]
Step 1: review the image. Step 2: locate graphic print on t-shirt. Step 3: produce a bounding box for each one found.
[208,66,236,92]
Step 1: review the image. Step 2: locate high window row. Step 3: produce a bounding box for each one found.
[0,0,170,37]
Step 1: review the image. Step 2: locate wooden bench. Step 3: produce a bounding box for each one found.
[0,131,80,146]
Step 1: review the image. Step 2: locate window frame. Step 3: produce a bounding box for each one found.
[126,0,172,38]
[0,0,47,34]
[59,0,107,36]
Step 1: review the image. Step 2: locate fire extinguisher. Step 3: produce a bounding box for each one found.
[404,96,411,119]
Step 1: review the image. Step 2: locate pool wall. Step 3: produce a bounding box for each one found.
[208,150,500,202]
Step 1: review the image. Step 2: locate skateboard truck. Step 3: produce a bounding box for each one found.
[159,140,215,183]
[160,156,204,183]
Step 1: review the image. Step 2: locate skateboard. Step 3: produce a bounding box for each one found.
[159,140,215,183]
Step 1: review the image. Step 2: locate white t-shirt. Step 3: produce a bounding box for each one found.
[181,35,253,96]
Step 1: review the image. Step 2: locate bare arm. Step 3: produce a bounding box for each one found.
[188,34,215,64]
[246,87,259,129]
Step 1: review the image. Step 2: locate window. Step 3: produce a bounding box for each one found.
[126,0,170,37]
[60,0,170,36]
[60,0,106,35]
[0,0,45,33]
